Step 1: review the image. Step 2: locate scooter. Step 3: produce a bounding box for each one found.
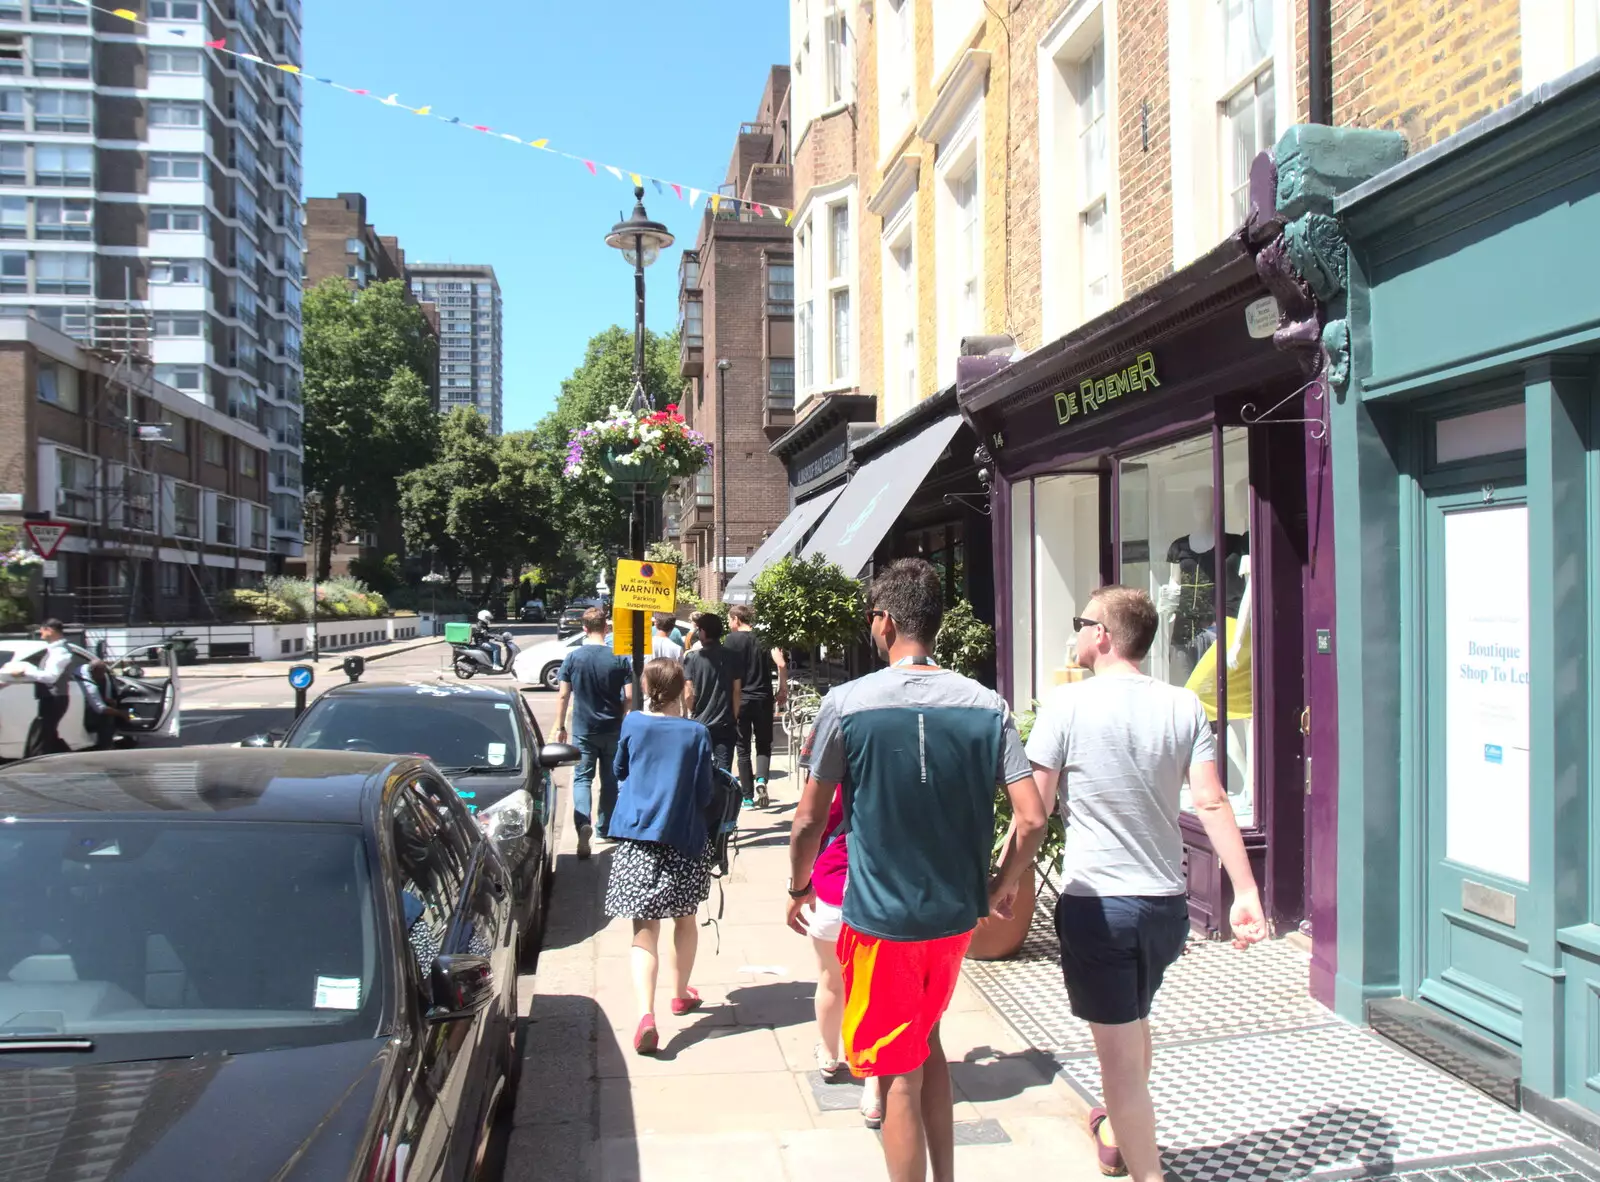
[452,631,520,679]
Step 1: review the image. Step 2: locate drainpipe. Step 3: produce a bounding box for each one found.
[1308,0,1333,124]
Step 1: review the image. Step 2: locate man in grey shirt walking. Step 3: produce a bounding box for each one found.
[994,585,1266,1182]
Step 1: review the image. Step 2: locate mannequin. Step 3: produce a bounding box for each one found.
[1156,485,1248,684]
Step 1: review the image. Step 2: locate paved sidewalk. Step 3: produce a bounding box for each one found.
[966,888,1600,1182]
[509,769,1107,1182]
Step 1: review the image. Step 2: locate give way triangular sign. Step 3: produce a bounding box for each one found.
[23,521,69,558]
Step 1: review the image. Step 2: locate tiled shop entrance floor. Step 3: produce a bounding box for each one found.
[963,889,1598,1182]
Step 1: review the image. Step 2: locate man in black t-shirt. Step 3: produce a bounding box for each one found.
[683,613,741,775]
[725,604,787,807]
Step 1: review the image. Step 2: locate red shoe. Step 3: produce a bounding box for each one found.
[670,988,702,1016]
[633,1014,658,1055]
[1088,1107,1127,1177]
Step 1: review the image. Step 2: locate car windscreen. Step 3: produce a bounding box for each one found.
[286,694,523,771]
[0,820,381,1064]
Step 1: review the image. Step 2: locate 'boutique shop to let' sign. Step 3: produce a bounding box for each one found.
[1054,352,1161,425]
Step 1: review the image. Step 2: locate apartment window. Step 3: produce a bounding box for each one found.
[0,89,20,130]
[203,429,223,465]
[0,33,19,72]
[768,358,795,410]
[249,503,267,549]
[158,561,181,597]
[240,445,258,477]
[830,289,852,380]
[829,203,850,280]
[766,262,794,313]
[149,100,202,128]
[0,196,23,238]
[0,251,24,292]
[680,255,700,290]
[122,470,155,530]
[173,483,200,538]
[31,0,90,24]
[30,35,90,78]
[1221,0,1274,229]
[0,143,20,185]
[952,167,980,338]
[55,449,94,518]
[32,88,90,132]
[154,312,202,337]
[150,153,202,180]
[1075,39,1110,314]
[215,495,237,544]
[34,144,91,186]
[149,206,201,232]
[149,47,201,74]
[878,0,913,151]
[156,363,202,391]
[36,251,90,294]
[824,10,852,105]
[150,259,201,285]
[35,197,91,240]
[888,238,916,410]
[345,237,366,259]
[36,360,78,411]
[149,0,203,18]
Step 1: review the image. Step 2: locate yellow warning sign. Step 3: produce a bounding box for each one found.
[612,605,634,658]
[613,559,678,614]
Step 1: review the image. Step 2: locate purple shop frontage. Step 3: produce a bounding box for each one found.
[956,209,1341,1006]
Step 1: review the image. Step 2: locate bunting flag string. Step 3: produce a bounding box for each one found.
[67,0,799,223]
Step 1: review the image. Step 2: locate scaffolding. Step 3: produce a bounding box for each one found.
[73,307,217,626]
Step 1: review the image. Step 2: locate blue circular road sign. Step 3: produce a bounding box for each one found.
[288,664,314,691]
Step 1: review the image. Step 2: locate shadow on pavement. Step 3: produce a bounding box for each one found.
[1161,1106,1399,1182]
[948,1044,1066,1103]
[725,980,817,1028]
[539,847,615,953]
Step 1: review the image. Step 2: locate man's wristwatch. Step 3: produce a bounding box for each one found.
[786,878,812,899]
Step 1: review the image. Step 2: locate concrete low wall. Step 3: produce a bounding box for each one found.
[77,614,471,662]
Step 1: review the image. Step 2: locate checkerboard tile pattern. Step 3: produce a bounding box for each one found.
[1064,1025,1558,1181]
[1317,1147,1598,1180]
[963,888,1332,1057]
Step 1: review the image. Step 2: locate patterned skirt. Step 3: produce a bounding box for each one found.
[604,837,714,920]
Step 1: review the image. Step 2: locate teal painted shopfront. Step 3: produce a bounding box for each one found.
[1330,59,1600,1135]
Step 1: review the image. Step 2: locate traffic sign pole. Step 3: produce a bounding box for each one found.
[288,663,314,719]
[23,522,69,623]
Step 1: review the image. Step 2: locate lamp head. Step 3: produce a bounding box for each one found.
[605,187,674,268]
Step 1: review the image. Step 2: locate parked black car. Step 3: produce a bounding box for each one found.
[0,748,521,1181]
[518,602,546,623]
[254,681,572,964]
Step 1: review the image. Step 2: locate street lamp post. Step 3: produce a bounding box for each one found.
[605,187,674,700]
[304,490,322,661]
[716,359,730,594]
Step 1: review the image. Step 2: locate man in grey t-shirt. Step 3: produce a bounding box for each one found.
[996,585,1266,1182]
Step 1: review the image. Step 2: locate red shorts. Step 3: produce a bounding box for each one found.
[837,923,972,1078]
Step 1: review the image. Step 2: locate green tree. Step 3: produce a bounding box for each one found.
[302,277,439,578]
[750,554,864,657]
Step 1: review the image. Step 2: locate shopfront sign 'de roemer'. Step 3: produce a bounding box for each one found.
[613,559,677,613]
[1054,351,1161,426]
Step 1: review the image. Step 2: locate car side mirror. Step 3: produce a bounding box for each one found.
[539,743,581,769]
[425,954,494,1022]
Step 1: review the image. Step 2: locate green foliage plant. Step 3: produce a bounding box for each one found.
[933,598,995,678]
[749,554,863,656]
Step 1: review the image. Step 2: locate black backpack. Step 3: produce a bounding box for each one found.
[704,765,742,877]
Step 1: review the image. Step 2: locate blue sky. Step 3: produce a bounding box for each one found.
[300,1,790,431]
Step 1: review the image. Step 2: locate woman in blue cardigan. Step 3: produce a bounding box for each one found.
[605,657,716,1054]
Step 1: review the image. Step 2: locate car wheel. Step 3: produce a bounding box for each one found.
[540,663,560,691]
[453,656,477,680]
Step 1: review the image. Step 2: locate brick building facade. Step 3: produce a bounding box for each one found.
[674,67,796,599]
[0,314,271,623]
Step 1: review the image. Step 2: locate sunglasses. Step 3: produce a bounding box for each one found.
[868,609,890,624]
[1072,616,1105,633]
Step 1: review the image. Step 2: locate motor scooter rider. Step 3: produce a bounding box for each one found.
[470,610,501,668]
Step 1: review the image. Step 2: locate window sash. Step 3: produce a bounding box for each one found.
[830,288,851,379]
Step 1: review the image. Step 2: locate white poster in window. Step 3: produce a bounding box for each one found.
[1443,505,1530,884]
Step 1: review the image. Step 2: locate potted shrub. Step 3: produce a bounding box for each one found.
[967,701,1066,961]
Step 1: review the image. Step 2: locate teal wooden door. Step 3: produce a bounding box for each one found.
[1419,487,1533,1047]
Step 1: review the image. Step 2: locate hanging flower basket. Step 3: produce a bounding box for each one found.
[1,546,42,578]
[564,403,712,496]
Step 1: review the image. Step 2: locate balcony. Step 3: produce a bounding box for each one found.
[679,301,704,377]
[674,474,713,535]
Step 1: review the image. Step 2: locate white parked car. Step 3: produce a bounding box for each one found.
[0,640,181,760]
[512,619,690,691]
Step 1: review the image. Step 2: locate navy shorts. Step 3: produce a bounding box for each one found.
[1054,892,1190,1026]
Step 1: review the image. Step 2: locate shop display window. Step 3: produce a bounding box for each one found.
[1118,428,1255,826]
[1032,473,1102,695]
